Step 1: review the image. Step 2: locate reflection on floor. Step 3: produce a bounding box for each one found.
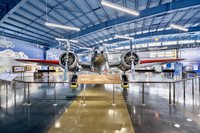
[124,72,200,133]
[0,72,200,133]
[0,81,82,133]
[48,84,134,133]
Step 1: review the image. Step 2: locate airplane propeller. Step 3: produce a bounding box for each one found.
[63,40,70,81]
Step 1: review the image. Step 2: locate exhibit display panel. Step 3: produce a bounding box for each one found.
[179,47,200,73]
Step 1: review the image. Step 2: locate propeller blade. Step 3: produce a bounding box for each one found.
[63,40,70,81]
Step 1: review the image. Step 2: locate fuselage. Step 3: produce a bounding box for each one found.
[90,46,109,73]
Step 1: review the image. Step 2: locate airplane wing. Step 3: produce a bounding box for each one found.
[16,58,184,70]
[78,61,91,70]
[15,59,59,66]
[15,59,91,70]
[109,61,121,68]
[139,58,185,68]
[109,58,185,68]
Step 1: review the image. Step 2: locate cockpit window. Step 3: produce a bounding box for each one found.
[94,51,98,55]
[93,46,108,54]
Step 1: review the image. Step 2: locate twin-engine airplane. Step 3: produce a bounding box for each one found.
[16,40,184,87]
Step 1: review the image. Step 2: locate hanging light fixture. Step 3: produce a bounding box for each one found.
[101,0,139,16]
[170,24,188,32]
[114,35,134,40]
[55,38,79,43]
[45,22,80,31]
[103,43,117,47]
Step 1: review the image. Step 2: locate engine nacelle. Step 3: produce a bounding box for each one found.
[118,51,140,71]
[59,52,78,71]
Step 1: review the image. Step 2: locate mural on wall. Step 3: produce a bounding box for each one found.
[0,37,15,48]
[0,49,28,59]
[0,36,45,59]
[46,48,64,60]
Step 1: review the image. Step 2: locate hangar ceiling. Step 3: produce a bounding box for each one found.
[0,0,200,51]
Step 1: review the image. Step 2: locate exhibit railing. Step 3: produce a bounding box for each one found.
[128,76,200,106]
[0,75,200,107]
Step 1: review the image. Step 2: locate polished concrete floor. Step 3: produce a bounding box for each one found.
[0,80,82,133]
[48,84,134,133]
[0,72,200,133]
[124,72,200,133]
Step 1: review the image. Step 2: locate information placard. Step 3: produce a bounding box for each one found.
[0,73,18,81]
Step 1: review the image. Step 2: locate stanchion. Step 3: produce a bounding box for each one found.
[183,81,186,100]
[82,84,86,107]
[199,77,200,93]
[112,84,116,106]
[26,83,31,106]
[192,79,194,98]
[52,83,57,106]
[0,81,1,104]
[141,83,145,106]
[169,83,172,105]
[23,83,27,105]
[173,83,176,105]
[6,81,8,112]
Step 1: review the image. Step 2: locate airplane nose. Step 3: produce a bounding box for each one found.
[95,54,104,62]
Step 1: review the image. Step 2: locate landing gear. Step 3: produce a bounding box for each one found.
[121,73,129,89]
[70,74,78,89]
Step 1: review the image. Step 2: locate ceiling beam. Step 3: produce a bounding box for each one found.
[68,0,200,39]
[0,31,50,46]
[0,0,28,24]
[105,25,200,44]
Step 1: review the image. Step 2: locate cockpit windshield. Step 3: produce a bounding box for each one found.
[93,46,108,53]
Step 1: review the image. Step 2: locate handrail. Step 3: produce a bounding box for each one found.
[127,76,200,84]
[13,79,71,84]
[3,75,198,84]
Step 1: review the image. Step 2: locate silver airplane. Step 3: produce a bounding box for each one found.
[17,45,184,76]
